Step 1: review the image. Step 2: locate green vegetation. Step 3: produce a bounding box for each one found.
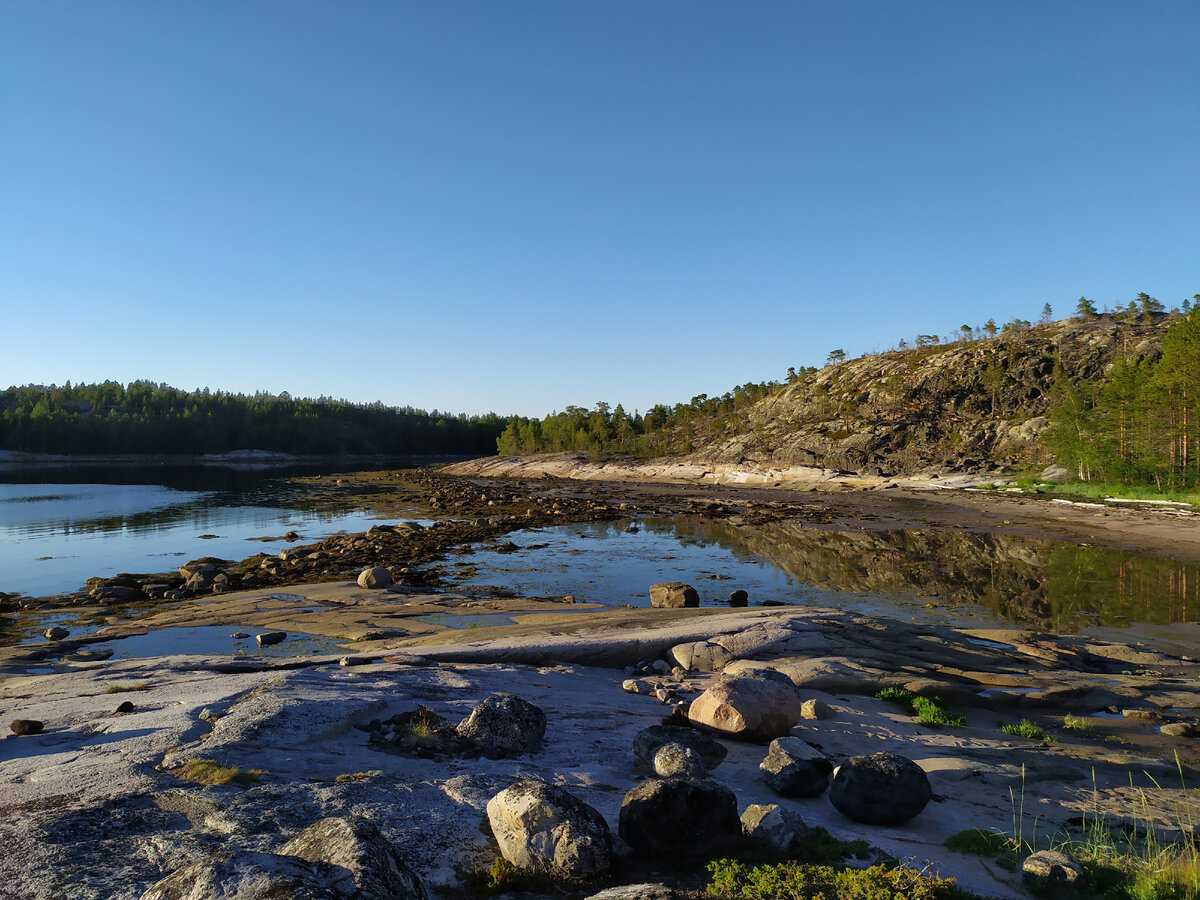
[704,858,978,900]
[103,682,149,694]
[1064,714,1095,734]
[875,686,966,728]
[1000,719,1056,741]
[0,381,504,456]
[463,857,540,897]
[495,381,779,459]
[175,759,264,786]
[1049,304,1200,491]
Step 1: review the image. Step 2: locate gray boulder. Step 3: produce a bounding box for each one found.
[741,803,810,856]
[256,631,287,647]
[728,590,749,607]
[584,886,682,900]
[653,744,707,779]
[1023,849,1086,888]
[649,582,699,609]
[280,816,427,900]
[457,693,546,757]
[139,850,341,900]
[618,778,741,861]
[759,737,833,797]
[688,677,803,742]
[357,567,393,589]
[829,752,931,825]
[43,626,69,640]
[486,779,613,879]
[632,725,727,771]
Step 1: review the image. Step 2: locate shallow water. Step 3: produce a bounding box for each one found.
[0,466,420,597]
[452,516,1200,631]
[79,625,347,659]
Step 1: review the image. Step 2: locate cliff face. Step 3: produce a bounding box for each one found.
[692,316,1168,475]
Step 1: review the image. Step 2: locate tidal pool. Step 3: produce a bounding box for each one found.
[451,516,1200,632]
[75,626,347,659]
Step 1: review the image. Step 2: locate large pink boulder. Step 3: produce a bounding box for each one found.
[687,676,804,742]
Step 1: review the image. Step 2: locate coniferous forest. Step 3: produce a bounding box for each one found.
[0,381,505,457]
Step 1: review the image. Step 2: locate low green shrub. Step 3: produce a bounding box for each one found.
[875,687,966,728]
[705,858,979,899]
[1000,719,1056,741]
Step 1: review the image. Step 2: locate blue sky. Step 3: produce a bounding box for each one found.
[2,2,1197,417]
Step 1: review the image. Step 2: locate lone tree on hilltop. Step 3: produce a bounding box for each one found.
[1076,296,1098,319]
[826,348,846,365]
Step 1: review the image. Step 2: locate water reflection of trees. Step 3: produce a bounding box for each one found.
[650,517,1199,631]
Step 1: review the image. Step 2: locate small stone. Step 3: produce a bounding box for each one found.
[729,590,749,607]
[800,699,834,720]
[357,566,393,589]
[230,631,250,639]
[1023,849,1086,887]
[10,719,43,736]
[43,627,69,641]
[1160,722,1196,737]
[623,679,653,695]
[115,701,135,713]
[340,656,372,667]
[256,631,287,647]
[648,582,700,609]
[653,743,707,779]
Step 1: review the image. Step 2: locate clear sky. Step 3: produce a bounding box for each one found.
[2,2,1197,418]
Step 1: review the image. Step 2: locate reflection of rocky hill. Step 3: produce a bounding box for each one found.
[659,516,1200,631]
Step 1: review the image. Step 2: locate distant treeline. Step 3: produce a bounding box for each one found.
[495,380,778,459]
[0,381,506,456]
[1049,305,1200,490]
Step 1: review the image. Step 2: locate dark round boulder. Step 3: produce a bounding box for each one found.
[829,752,931,825]
[759,737,833,797]
[10,719,44,736]
[632,724,727,771]
[618,778,741,862]
[729,590,749,608]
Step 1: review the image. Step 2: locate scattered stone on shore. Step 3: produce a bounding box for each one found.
[652,743,707,779]
[486,779,613,879]
[687,676,803,742]
[114,701,135,714]
[729,589,748,607]
[800,698,834,720]
[741,803,810,856]
[9,719,43,736]
[456,693,546,758]
[256,631,287,647]
[759,736,833,797]
[618,778,742,861]
[279,815,428,900]
[43,626,68,641]
[648,582,699,609]
[632,724,727,771]
[357,566,392,589]
[829,751,932,825]
[1022,849,1086,888]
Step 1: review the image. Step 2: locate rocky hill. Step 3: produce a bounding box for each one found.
[691,315,1170,476]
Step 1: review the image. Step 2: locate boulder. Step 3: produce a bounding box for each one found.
[139,850,341,900]
[1022,849,1086,888]
[729,590,748,607]
[584,886,682,900]
[632,725,727,771]
[759,737,833,797]
[486,779,613,879]
[456,693,546,757]
[829,752,931,825]
[741,803,809,856]
[357,567,393,589]
[10,719,43,736]
[653,744,707,779]
[256,631,287,647]
[688,677,803,742]
[649,582,699,609]
[43,626,69,641]
[618,779,741,861]
[279,816,427,900]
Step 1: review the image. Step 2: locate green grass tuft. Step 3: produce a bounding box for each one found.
[1064,714,1095,734]
[705,858,979,899]
[175,759,264,786]
[875,686,966,728]
[104,682,149,694]
[1000,719,1056,742]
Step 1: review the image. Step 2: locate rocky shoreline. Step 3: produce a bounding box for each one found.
[3,464,1200,899]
